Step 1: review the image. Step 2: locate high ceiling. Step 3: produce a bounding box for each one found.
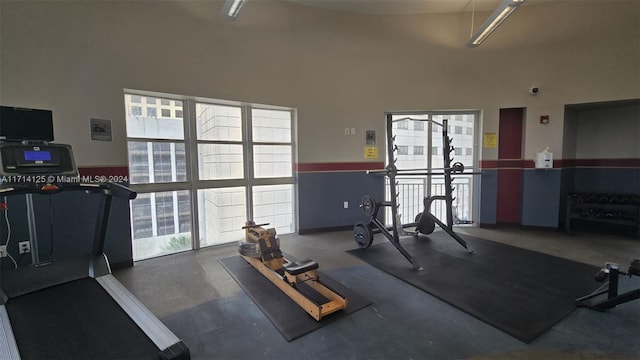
[286,0,510,15]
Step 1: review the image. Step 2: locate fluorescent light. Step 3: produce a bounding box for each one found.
[221,0,246,20]
[467,0,525,47]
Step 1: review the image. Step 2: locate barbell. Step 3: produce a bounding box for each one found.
[366,162,482,176]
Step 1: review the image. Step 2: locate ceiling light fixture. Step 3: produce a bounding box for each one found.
[221,0,247,21]
[467,0,525,47]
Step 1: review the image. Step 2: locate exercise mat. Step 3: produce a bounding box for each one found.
[347,232,600,343]
[219,256,371,341]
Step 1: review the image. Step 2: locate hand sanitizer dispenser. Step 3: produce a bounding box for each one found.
[535,147,553,169]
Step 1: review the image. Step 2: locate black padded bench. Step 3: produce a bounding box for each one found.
[283,259,319,275]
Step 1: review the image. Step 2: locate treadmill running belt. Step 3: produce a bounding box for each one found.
[6,277,161,359]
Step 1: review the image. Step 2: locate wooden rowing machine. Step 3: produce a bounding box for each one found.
[239,221,348,321]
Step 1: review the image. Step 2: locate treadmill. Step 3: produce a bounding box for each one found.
[0,142,190,359]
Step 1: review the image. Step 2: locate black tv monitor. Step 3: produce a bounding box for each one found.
[0,106,55,142]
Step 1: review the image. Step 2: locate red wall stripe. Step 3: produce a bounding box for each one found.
[559,158,640,168]
[480,158,640,170]
[78,166,129,177]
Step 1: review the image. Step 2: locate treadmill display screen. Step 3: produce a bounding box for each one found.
[24,150,52,161]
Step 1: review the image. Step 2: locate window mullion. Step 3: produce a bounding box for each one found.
[244,105,254,221]
[185,99,200,250]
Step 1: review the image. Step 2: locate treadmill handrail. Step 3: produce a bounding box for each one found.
[0,182,137,199]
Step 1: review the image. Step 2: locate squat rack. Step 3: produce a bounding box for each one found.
[354,113,477,269]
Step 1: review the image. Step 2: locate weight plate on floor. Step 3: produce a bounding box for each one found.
[361,195,377,217]
[353,221,373,248]
[415,213,435,234]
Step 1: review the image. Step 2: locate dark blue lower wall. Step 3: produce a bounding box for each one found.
[522,169,562,227]
[298,171,384,232]
[572,168,640,194]
[479,171,497,225]
[479,166,639,229]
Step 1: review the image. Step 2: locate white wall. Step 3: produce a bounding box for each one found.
[573,102,640,159]
[1,0,638,166]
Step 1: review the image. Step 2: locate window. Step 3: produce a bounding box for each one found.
[466,148,472,155]
[432,147,439,155]
[455,126,463,134]
[414,146,424,155]
[397,120,408,129]
[455,148,463,155]
[132,106,142,116]
[126,93,296,260]
[414,121,425,131]
[466,127,473,135]
[397,145,408,155]
[147,107,157,117]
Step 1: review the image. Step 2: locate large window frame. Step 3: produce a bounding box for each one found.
[125,90,297,259]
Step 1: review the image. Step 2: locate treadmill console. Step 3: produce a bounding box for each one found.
[0,143,78,178]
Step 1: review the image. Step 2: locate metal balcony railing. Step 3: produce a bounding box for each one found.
[385,176,473,226]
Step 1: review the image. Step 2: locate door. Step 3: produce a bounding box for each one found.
[496,108,524,224]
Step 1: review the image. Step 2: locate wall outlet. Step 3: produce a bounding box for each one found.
[19,241,30,254]
[0,245,6,258]
[343,201,349,209]
[344,128,350,135]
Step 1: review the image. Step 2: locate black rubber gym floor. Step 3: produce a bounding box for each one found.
[347,232,601,343]
[219,255,372,341]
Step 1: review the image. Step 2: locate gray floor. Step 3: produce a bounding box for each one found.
[114,227,640,359]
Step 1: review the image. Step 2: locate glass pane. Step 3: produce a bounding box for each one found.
[131,194,153,239]
[252,184,294,235]
[198,187,246,246]
[391,114,429,170]
[128,141,187,184]
[198,144,244,180]
[195,103,242,141]
[252,109,291,143]
[431,115,446,172]
[125,94,184,140]
[131,190,192,260]
[253,145,292,178]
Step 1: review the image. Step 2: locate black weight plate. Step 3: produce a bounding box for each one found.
[361,195,377,217]
[451,162,465,174]
[353,221,373,248]
[416,213,435,234]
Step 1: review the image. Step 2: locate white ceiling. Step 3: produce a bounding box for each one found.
[286,0,509,15]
